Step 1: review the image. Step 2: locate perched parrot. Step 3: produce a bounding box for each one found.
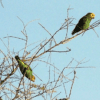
[15,56,35,82]
[72,13,95,35]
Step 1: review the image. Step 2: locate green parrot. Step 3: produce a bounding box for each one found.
[15,56,35,82]
[72,13,95,35]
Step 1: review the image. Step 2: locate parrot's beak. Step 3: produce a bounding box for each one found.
[92,17,95,19]
[91,16,95,19]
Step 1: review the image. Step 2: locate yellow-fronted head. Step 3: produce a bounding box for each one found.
[86,13,95,19]
[90,13,95,19]
[31,75,35,82]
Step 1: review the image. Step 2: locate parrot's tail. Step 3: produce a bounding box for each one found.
[72,30,75,35]
[15,55,20,60]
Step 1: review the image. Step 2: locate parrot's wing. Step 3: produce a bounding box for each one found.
[24,63,32,71]
[77,16,87,27]
[72,16,87,35]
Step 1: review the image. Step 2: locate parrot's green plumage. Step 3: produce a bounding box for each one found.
[15,56,35,82]
[72,13,95,35]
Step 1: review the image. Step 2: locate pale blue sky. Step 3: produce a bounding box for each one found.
[0,0,100,100]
